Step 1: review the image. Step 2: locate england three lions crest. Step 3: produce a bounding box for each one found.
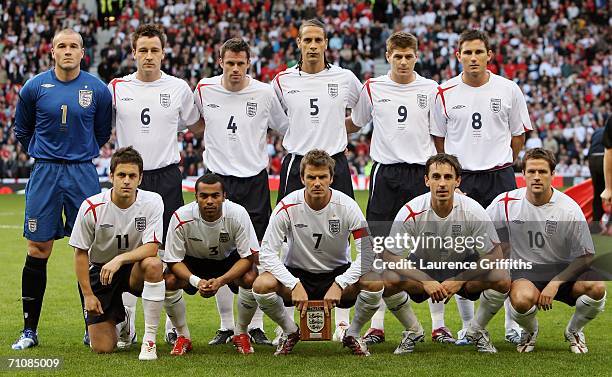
[328,83,338,98]
[246,102,257,117]
[329,219,340,235]
[417,94,428,109]
[160,93,171,108]
[135,217,147,232]
[490,98,501,113]
[79,90,93,108]
[306,306,325,332]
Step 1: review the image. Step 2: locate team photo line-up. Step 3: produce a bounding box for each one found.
[10,19,606,359]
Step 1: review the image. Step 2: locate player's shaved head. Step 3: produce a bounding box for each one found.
[195,173,226,194]
[52,28,83,48]
[111,146,143,174]
[425,153,462,177]
[300,149,335,178]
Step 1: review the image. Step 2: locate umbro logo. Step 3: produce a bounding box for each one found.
[188,237,203,242]
[512,220,525,224]
[120,97,134,101]
[100,224,114,228]
[452,105,466,109]
[207,104,220,108]
[287,90,300,94]
[377,99,391,103]
[295,224,308,228]
[41,83,55,88]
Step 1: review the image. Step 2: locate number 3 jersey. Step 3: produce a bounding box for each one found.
[109,72,201,170]
[486,188,594,265]
[162,200,259,263]
[430,72,532,171]
[259,188,373,290]
[193,75,289,177]
[69,189,164,264]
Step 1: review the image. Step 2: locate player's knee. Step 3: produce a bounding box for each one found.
[252,273,276,294]
[240,270,257,288]
[164,273,181,291]
[360,279,383,292]
[510,290,537,313]
[141,257,163,279]
[27,241,52,259]
[90,340,114,354]
[493,278,511,294]
[583,281,606,300]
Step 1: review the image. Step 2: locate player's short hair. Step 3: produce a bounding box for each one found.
[386,32,418,54]
[110,146,143,174]
[131,24,166,50]
[195,173,226,194]
[425,153,462,177]
[457,29,490,52]
[52,28,83,48]
[220,38,250,61]
[300,149,335,178]
[522,148,557,172]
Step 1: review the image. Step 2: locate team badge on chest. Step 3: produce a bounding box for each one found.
[490,98,501,113]
[160,93,171,108]
[219,232,230,243]
[246,102,257,117]
[545,220,557,236]
[135,217,147,232]
[417,94,428,109]
[329,219,340,235]
[328,83,338,98]
[79,90,93,108]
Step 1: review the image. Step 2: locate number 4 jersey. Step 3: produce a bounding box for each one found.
[430,72,532,171]
[69,189,164,264]
[109,72,201,170]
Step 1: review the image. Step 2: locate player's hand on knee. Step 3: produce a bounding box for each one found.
[198,279,215,298]
[538,282,559,311]
[292,282,309,318]
[423,281,448,303]
[323,282,342,316]
[84,295,103,316]
[100,258,122,285]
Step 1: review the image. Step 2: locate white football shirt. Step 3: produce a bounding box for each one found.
[259,188,374,290]
[430,72,532,170]
[163,199,259,262]
[109,72,201,170]
[273,65,362,155]
[486,188,594,264]
[69,189,164,264]
[351,72,437,165]
[194,75,289,177]
[388,192,499,262]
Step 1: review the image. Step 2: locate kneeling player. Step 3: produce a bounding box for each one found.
[382,153,510,354]
[162,173,260,354]
[488,148,606,353]
[71,147,165,360]
[253,149,383,356]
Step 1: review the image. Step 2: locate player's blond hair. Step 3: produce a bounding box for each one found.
[386,32,418,54]
[300,149,335,178]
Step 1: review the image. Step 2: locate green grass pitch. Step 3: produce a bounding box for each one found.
[0,192,610,376]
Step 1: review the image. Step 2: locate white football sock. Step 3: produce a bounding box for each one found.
[285,306,295,323]
[164,290,190,338]
[248,307,265,331]
[508,303,538,333]
[429,299,445,329]
[504,298,521,334]
[214,284,235,331]
[253,292,297,334]
[567,292,606,332]
[346,289,383,337]
[122,292,137,338]
[472,289,507,330]
[370,302,386,330]
[335,307,350,326]
[237,288,258,335]
[384,291,422,332]
[141,281,165,344]
[455,295,474,329]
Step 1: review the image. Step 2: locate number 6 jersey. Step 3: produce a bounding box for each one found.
[69,189,164,264]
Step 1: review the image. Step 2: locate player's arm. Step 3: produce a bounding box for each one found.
[94,85,113,147]
[511,134,525,162]
[186,118,205,138]
[268,89,290,135]
[74,247,104,315]
[345,117,361,134]
[259,206,299,289]
[100,242,159,285]
[601,119,612,203]
[430,86,447,153]
[432,136,445,153]
[539,254,593,311]
[13,80,37,151]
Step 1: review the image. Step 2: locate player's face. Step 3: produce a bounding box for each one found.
[133,36,164,75]
[387,47,417,78]
[110,163,142,199]
[425,163,460,202]
[52,34,84,71]
[297,26,327,66]
[524,159,553,195]
[302,165,333,200]
[219,51,250,85]
[195,182,225,221]
[456,39,491,76]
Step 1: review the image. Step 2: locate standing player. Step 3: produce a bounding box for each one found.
[430,29,532,344]
[70,147,165,360]
[108,24,203,347]
[194,38,289,345]
[162,174,260,355]
[12,28,112,350]
[345,31,439,345]
[272,18,361,338]
[382,153,510,354]
[253,150,383,356]
[488,148,606,353]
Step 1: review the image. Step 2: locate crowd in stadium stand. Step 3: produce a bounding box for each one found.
[0,0,609,179]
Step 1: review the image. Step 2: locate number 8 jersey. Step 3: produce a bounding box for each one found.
[430,71,532,171]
